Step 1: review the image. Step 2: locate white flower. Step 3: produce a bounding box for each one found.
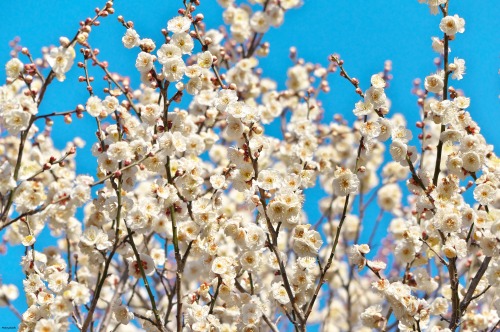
[431,36,446,54]
[473,183,496,206]
[281,0,301,9]
[246,226,266,250]
[113,305,134,324]
[0,163,15,195]
[370,74,386,88]
[434,210,461,233]
[360,120,381,139]
[461,151,482,172]
[430,297,449,315]
[442,235,467,259]
[171,32,194,54]
[102,96,119,115]
[424,73,444,93]
[395,242,416,263]
[227,101,250,119]
[127,208,146,230]
[46,46,75,81]
[360,305,385,329]
[86,96,103,117]
[486,261,500,287]
[158,131,186,155]
[265,4,285,27]
[372,278,390,293]
[135,51,156,73]
[215,89,238,111]
[297,257,316,271]
[365,86,386,107]
[271,282,290,304]
[23,274,44,294]
[122,29,140,49]
[5,58,23,78]
[217,0,234,8]
[3,109,30,135]
[80,225,111,250]
[287,65,310,91]
[225,117,244,139]
[353,100,374,117]
[150,248,165,266]
[212,256,231,275]
[157,44,182,64]
[197,51,213,69]
[186,77,202,95]
[378,117,393,141]
[479,235,499,257]
[129,254,156,278]
[34,319,58,332]
[185,64,201,78]
[305,230,323,252]
[180,221,200,241]
[141,103,162,125]
[231,21,252,43]
[50,297,72,317]
[162,58,186,82]
[378,183,402,211]
[256,169,282,190]
[454,96,470,109]
[0,284,19,306]
[368,260,387,273]
[63,281,90,305]
[188,303,209,322]
[240,251,260,271]
[430,99,452,117]
[390,140,408,162]
[167,16,192,33]
[450,57,466,80]
[210,174,226,190]
[22,235,36,247]
[440,15,465,36]
[48,271,69,293]
[250,11,270,33]
[332,167,359,196]
[490,220,500,239]
[241,302,262,325]
[107,141,133,162]
[185,134,206,155]
[420,0,446,15]
[140,38,156,52]
[391,126,412,142]
[349,244,370,269]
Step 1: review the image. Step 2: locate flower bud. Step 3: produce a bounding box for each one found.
[64,114,72,124]
[59,36,70,47]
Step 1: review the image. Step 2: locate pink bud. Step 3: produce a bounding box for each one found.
[64,114,72,124]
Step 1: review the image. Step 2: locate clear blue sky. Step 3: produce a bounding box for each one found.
[0,0,498,328]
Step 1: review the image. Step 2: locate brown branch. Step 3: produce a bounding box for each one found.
[457,256,492,325]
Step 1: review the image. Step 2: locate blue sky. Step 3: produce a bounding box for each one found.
[0,0,498,328]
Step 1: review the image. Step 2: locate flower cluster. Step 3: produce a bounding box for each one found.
[0,1,499,332]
